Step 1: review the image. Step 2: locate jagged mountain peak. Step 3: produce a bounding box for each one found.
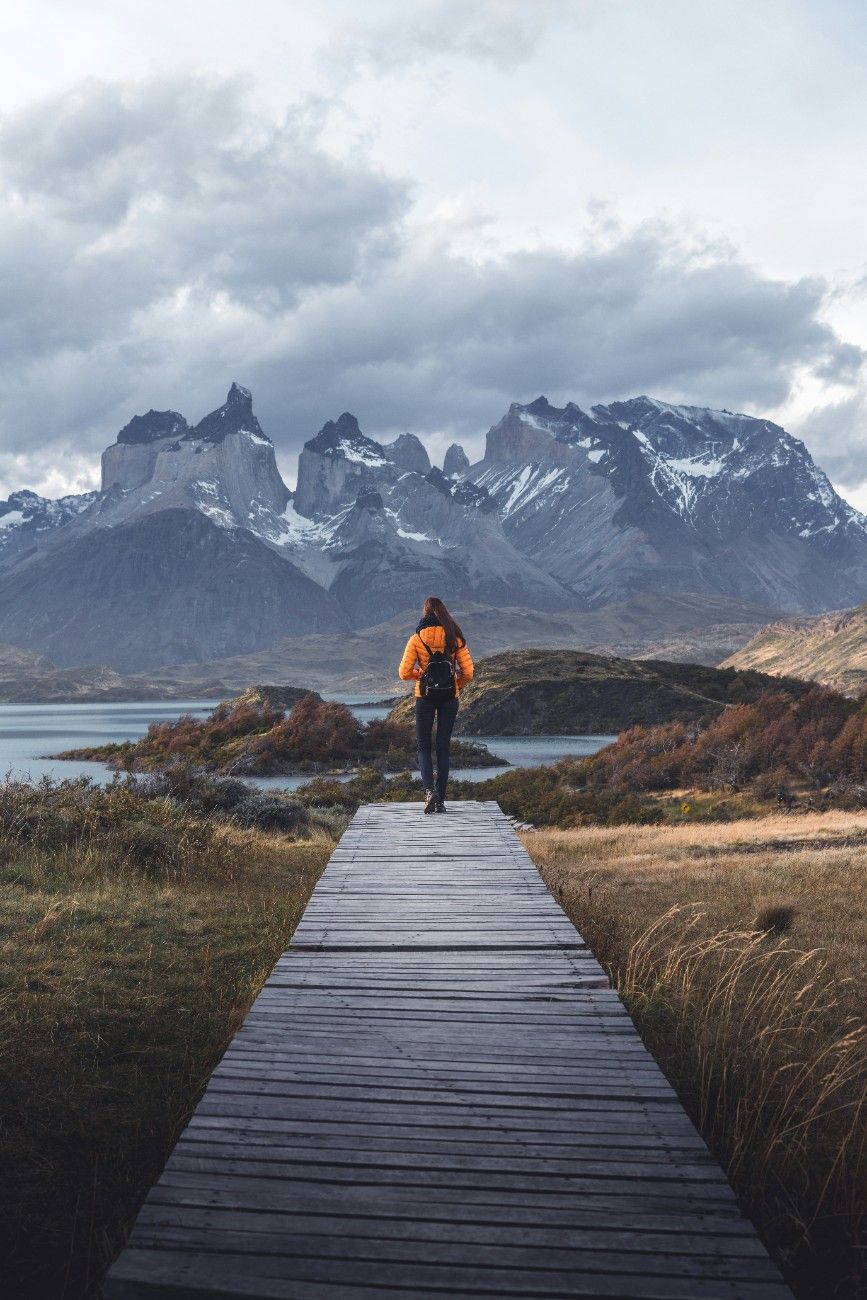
[443,443,470,478]
[0,486,99,565]
[470,392,867,612]
[190,382,268,444]
[307,412,384,458]
[117,409,189,446]
[384,432,430,475]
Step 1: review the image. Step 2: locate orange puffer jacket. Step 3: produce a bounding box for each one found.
[398,624,474,699]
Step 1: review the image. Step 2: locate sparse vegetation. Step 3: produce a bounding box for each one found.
[526,814,867,1300]
[0,774,332,1299]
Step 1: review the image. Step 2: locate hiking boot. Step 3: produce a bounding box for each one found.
[423,789,437,814]
[435,799,447,813]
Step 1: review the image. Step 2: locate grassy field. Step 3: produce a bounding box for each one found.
[525,812,867,1300]
[0,777,332,1300]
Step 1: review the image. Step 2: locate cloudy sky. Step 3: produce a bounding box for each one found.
[1,0,865,506]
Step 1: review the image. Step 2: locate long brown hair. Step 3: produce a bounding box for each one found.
[422,596,464,654]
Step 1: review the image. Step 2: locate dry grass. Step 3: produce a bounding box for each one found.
[525,811,867,1300]
[0,785,331,1300]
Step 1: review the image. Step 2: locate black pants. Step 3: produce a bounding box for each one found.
[414,696,459,800]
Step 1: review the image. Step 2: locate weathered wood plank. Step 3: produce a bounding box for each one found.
[103,801,792,1299]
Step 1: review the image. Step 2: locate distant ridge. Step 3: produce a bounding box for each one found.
[723,603,867,696]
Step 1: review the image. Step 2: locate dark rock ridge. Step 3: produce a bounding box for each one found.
[0,384,865,673]
[117,410,189,444]
[189,382,267,444]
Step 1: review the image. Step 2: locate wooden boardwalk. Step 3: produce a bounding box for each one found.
[105,801,792,1299]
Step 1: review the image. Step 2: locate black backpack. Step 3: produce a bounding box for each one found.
[418,637,457,702]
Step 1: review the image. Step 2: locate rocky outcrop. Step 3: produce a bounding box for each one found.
[443,443,470,477]
[117,409,189,445]
[384,432,430,474]
[187,382,265,443]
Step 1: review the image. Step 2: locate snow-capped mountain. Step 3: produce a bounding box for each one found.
[0,488,99,566]
[285,413,573,620]
[0,384,864,672]
[465,396,867,611]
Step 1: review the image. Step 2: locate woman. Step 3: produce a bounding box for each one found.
[398,596,474,814]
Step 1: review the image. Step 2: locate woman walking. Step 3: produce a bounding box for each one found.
[398,596,474,813]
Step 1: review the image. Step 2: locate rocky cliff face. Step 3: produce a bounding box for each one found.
[294,413,404,516]
[385,433,430,475]
[1,383,865,673]
[99,383,289,525]
[443,443,470,477]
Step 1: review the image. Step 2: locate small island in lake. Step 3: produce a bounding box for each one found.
[56,685,506,776]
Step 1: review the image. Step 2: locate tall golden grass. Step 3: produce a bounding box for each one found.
[0,777,331,1299]
[526,812,867,1299]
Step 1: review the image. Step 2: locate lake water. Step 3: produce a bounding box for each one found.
[0,699,615,791]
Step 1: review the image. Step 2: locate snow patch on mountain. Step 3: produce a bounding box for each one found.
[336,440,388,467]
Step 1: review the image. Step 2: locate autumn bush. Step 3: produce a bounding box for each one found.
[583,687,866,797]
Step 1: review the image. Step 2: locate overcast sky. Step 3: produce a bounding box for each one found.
[1,0,865,506]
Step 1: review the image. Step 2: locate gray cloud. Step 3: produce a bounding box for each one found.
[0,77,407,361]
[0,73,863,500]
[797,393,867,491]
[323,0,584,77]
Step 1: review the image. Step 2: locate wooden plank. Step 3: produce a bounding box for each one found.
[103,800,792,1300]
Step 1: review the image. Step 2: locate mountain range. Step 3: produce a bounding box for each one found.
[0,383,865,673]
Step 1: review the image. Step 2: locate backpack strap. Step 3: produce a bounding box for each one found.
[416,631,456,663]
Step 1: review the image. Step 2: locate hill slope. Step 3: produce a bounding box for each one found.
[723,604,867,696]
[388,649,814,735]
